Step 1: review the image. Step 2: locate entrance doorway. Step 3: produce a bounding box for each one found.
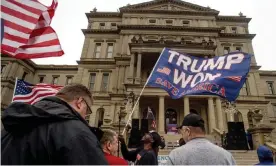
[165,108,178,134]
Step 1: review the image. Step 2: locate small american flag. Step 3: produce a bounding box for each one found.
[146,107,156,129]
[226,76,242,82]
[1,0,64,59]
[157,66,171,75]
[12,79,63,105]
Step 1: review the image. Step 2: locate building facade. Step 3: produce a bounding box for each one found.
[1,0,276,142]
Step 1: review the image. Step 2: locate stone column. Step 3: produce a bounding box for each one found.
[135,53,142,84]
[184,97,189,116]
[201,107,208,134]
[127,53,135,83]
[208,97,216,133]
[228,113,234,122]
[9,62,19,79]
[158,96,165,133]
[216,98,225,131]
[2,62,12,78]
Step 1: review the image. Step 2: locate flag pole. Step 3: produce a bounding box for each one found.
[11,77,18,102]
[122,48,166,135]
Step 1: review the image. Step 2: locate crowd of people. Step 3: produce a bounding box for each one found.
[1,84,275,165]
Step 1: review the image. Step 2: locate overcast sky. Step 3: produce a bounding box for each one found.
[35,0,275,70]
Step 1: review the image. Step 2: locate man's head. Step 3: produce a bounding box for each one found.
[100,129,118,156]
[55,84,92,119]
[141,132,165,152]
[178,113,205,142]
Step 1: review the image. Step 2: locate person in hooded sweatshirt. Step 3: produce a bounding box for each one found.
[1,84,108,165]
[256,145,275,165]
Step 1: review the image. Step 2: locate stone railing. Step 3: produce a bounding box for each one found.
[265,142,276,163]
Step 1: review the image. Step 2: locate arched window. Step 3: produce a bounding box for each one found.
[95,108,104,127]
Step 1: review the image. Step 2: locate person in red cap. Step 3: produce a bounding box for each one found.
[100,129,128,165]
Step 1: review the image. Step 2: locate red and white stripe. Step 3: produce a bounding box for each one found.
[226,76,242,82]
[1,0,64,59]
[157,67,171,75]
[13,84,63,105]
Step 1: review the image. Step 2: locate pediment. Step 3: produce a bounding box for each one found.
[120,0,218,12]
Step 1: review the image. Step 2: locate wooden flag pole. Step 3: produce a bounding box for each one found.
[11,77,18,102]
[122,48,166,135]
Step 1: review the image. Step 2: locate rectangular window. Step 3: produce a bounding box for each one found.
[107,43,114,58]
[267,82,275,94]
[101,73,109,92]
[52,77,59,85]
[165,20,173,25]
[95,43,101,58]
[66,77,73,85]
[99,23,105,29]
[39,76,44,83]
[149,19,156,24]
[236,47,242,52]
[22,72,28,80]
[232,27,237,34]
[111,23,116,26]
[182,20,190,26]
[1,65,6,73]
[224,47,230,54]
[89,73,96,91]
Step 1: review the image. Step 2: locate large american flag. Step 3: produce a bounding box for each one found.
[0,0,64,59]
[12,79,63,105]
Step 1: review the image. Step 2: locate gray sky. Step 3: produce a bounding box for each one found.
[35,0,275,70]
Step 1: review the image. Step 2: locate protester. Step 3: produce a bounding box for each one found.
[167,113,236,165]
[256,145,275,165]
[135,133,159,165]
[119,130,165,163]
[100,129,128,165]
[1,84,108,165]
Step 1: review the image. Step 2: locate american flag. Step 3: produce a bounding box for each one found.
[146,107,156,129]
[157,66,171,75]
[226,76,242,82]
[12,79,63,105]
[1,0,64,59]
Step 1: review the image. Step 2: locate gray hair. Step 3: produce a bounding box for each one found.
[100,129,117,145]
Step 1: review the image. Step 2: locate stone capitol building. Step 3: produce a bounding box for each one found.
[1,0,276,156]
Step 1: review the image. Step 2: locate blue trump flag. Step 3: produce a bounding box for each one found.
[146,48,251,102]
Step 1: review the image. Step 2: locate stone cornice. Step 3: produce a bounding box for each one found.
[86,12,121,18]
[259,70,276,76]
[217,16,251,23]
[36,65,78,71]
[129,42,217,50]
[1,54,78,71]
[219,33,256,39]
[119,0,219,13]
[118,25,222,32]
[82,29,119,35]
[120,9,218,16]
[77,58,116,65]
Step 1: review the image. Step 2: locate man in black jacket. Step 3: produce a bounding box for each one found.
[1,84,108,165]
